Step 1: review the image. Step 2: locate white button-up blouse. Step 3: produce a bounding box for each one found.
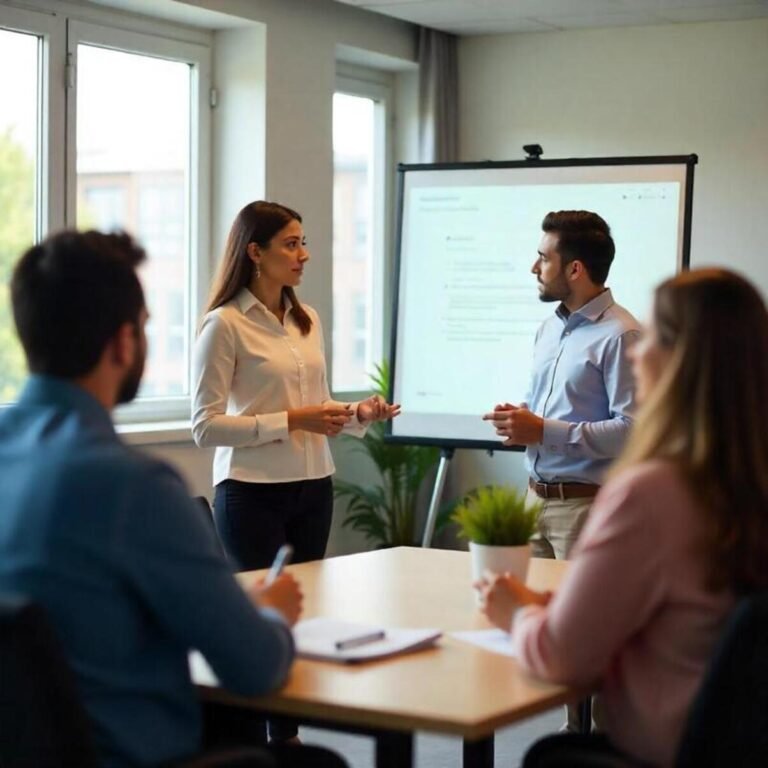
[192,288,365,485]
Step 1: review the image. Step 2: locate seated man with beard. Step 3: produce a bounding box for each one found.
[0,230,345,768]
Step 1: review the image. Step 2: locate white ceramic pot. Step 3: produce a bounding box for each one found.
[469,541,532,591]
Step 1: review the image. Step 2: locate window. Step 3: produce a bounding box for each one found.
[352,293,367,366]
[137,182,185,261]
[332,78,388,393]
[0,25,41,403]
[74,39,193,403]
[353,293,366,331]
[0,5,209,421]
[81,185,127,231]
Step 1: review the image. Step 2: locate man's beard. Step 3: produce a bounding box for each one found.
[538,289,560,303]
[538,273,570,303]
[117,346,145,404]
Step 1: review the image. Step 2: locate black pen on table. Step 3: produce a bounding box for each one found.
[335,630,386,651]
[264,544,293,586]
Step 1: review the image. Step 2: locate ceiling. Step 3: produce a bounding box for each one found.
[333,0,768,35]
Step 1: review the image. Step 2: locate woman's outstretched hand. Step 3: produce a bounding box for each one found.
[357,394,401,423]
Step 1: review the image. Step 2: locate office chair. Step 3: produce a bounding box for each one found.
[522,734,638,768]
[195,495,215,520]
[194,495,227,558]
[0,593,294,768]
[0,592,100,768]
[675,592,768,768]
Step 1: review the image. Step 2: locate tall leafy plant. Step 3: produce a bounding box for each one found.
[334,361,440,546]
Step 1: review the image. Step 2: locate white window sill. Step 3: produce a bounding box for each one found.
[117,420,194,446]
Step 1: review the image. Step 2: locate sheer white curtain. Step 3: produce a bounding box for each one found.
[418,27,459,163]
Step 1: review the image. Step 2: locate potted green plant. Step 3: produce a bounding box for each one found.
[333,362,442,547]
[452,485,541,588]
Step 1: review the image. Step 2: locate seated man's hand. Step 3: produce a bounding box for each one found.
[250,573,303,627]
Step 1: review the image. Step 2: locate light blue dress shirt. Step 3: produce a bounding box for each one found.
[0,376,294,768]
[525,289,641,485]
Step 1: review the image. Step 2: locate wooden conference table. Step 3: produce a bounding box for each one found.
[194,546,579,768]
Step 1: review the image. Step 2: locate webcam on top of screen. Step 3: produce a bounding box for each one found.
[523,144,543,160]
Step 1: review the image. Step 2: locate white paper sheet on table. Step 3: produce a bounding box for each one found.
[295,617,442,663]
[450,629,517,658]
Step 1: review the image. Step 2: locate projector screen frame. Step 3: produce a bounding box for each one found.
[385,154,697,450]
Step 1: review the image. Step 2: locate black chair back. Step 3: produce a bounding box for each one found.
[194,496,214,520]
[676,593,768,768]
[194,496,226,558]
[0,593,100,768]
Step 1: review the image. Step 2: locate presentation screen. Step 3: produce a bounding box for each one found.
[387,156,696,449]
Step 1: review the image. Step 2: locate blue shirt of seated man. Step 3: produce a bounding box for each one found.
[0,375,294,768]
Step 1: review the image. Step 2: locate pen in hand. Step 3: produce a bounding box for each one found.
[335,630,386,651]
[264,544,294,586]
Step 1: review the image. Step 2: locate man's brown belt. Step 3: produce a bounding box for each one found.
[528,478,601,500]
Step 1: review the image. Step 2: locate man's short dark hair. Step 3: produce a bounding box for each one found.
[542,210,615,285]
[11,230,146,378]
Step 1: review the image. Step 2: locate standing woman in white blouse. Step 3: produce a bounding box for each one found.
[192,201,399,575]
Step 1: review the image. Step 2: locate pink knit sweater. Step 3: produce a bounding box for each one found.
[513,460,734,767]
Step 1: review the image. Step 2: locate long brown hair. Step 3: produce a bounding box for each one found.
[612,268,768,593]
[205,201,312,335]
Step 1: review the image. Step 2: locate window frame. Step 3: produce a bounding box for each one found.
[0,5,66,243]
[332,69,392,398]
[0,6,65,408]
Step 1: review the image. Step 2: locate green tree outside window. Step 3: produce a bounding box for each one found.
[0,128,34,402]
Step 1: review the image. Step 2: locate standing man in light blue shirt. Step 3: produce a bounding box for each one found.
[484,210,639,734]
[485,210,640,559]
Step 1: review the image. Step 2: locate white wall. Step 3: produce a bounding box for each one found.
[449,18,768,505]
[459,19,768,280]
[210,24,267,262]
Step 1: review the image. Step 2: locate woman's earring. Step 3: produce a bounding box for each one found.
[254,262,261,279]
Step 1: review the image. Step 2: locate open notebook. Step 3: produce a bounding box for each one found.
[294,617,442,663]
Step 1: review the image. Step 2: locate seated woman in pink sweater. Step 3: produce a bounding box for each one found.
[477,268,768,768]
